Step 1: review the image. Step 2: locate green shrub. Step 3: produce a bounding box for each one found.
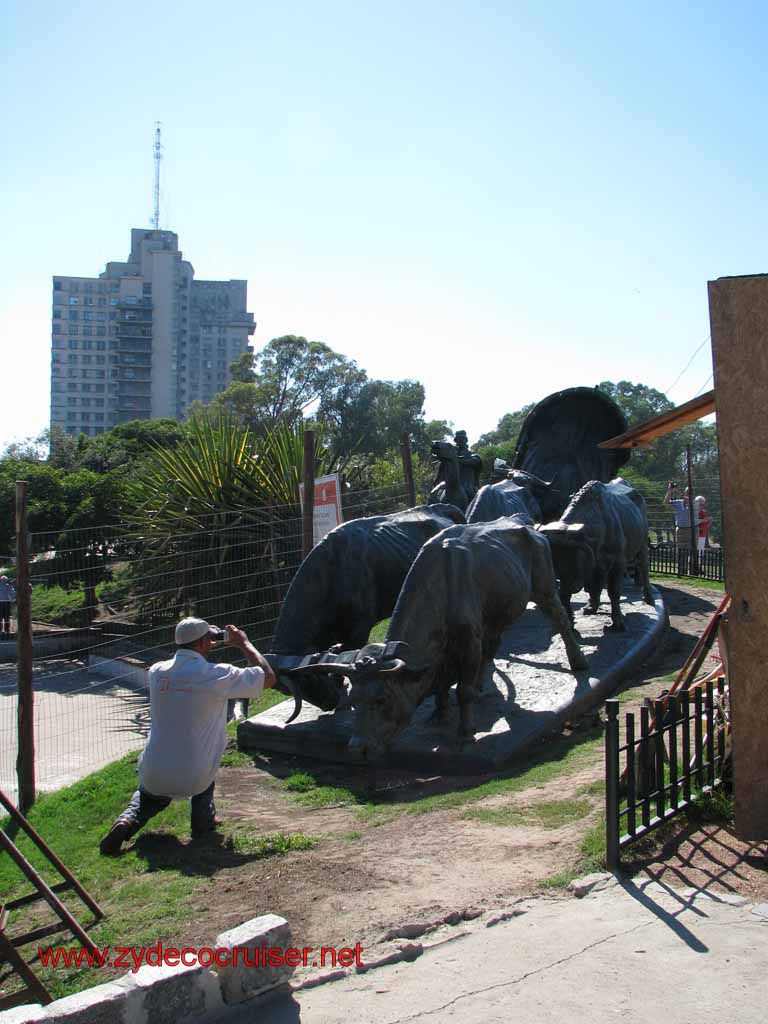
[31,585,87,626]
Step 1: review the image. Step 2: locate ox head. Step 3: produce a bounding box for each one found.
[537,522,596,593]
[321,649,429,761]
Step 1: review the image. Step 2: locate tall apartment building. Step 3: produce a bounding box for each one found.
[50,228,256,436]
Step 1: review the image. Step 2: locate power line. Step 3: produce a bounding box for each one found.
[694,373,714,398]
[665,335,711,396]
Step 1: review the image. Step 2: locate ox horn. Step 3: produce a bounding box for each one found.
[380,658,406,674]
[285,678,303,724]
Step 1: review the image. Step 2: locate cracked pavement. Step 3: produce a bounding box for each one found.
[219,876,768,1023]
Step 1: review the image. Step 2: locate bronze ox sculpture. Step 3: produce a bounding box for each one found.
[539,478,654,631]
[465,469,557,524]
[320,516,588,760]
[270,503,464,721]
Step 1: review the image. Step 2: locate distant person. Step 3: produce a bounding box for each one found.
[0,575,16,638]
[694,495,711,552]
[664,482,694,548]
[100,618,275,855]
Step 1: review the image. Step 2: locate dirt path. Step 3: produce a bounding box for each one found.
[101,582,765,979]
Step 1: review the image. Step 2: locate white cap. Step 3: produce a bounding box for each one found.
[174,617,212,645]
[694,495,706,505]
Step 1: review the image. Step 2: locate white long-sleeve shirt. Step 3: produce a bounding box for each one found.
[138,649,264,798]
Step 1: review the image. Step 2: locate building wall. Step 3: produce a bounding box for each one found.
[50,230,255,436]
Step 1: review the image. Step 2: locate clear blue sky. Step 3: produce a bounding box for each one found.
[2,1,764,449]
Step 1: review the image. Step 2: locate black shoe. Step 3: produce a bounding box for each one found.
[191,815,223,838]
[99,818,136,856]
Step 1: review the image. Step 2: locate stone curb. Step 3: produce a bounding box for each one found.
[0,914,293,1024]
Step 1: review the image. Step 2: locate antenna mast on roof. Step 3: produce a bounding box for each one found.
[152,122,162,230]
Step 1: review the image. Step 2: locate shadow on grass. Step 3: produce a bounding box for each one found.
[133,829,315,878]
[227,720,605,817]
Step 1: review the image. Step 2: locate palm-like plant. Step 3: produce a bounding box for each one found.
[123,409,334,642]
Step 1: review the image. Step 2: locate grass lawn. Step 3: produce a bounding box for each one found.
[0,687,312,1001]
[650,572,725,592]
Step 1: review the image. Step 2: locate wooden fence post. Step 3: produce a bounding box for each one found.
[15,481,35,813]
[400,432,416,508]
[302,430,316,559]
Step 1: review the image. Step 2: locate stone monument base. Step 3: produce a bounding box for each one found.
[237,584,666,773]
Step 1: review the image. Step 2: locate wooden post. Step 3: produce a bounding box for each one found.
[708,273,768,838]
[15,481,35,813]
[686,446,699,575]
[302,430,315,559]
[400,432,416,508]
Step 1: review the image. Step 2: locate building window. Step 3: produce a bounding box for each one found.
[97,327,106,337]
[82,339,93,350]
[69,326,78,335]
[82,384,91,393]
[97,312,106,321]
[68,296,79,305]
[54,281,62,291]
[82,355,92,364]
[96,340,106,350]
[69,282,79,292]
[95,413,104,423]
[53,309,62,319]
[68,340,78,350]
[67,412,77,421]
[83,312,93,321]
[52,324,61,334]
[69,311,78,321]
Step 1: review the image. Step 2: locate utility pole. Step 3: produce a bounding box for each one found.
[152,123,162,230]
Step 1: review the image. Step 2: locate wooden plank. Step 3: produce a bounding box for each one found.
[598,390,716,449]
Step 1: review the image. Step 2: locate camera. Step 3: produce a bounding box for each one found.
[209,627,230,644]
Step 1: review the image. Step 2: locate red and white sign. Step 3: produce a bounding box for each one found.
[299,473,343,545]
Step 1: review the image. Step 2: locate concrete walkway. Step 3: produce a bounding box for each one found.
[222,876,768,1023]
[0,660,149,802]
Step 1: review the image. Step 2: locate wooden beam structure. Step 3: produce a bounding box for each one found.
[597,390,716,449]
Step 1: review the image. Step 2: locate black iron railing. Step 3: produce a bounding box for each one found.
[605,680,727,869]
[648,544,724,582]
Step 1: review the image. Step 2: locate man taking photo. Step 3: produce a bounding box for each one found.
[100,618,274,855]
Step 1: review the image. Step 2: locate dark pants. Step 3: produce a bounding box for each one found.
[0,601,11,635]
[120,780,217,836]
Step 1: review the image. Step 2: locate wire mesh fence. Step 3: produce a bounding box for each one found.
[0,484,411,802]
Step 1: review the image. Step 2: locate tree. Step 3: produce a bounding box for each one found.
[476,405,536,449]
[210,335,367,432]
[76,419,188,474]
[321,379,428,464]
[229,350,257,383]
